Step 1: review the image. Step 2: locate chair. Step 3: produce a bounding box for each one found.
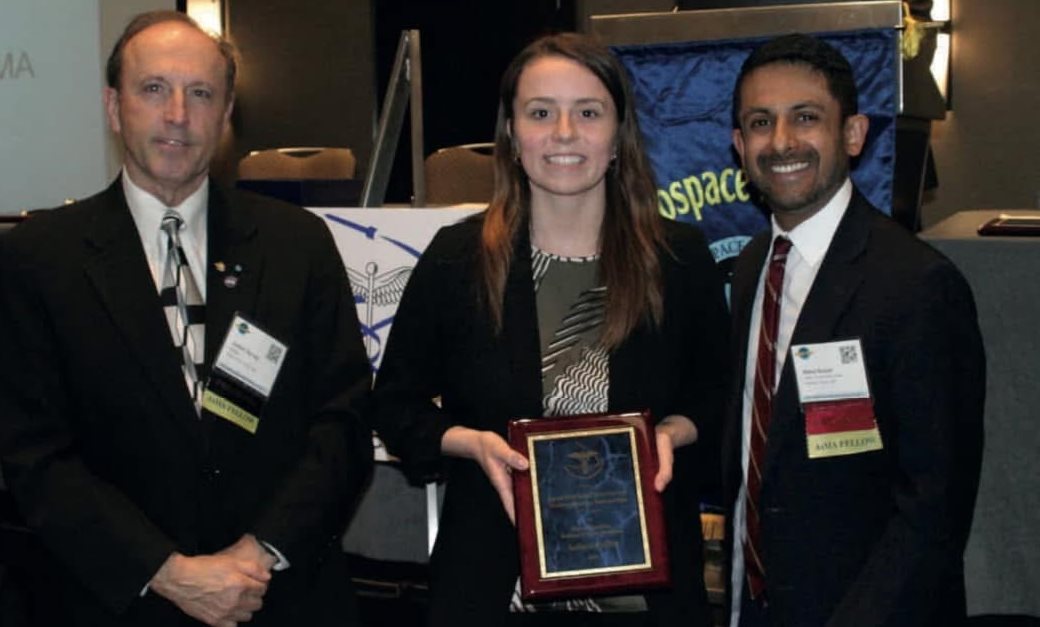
[0,215,28,235]
[423,143,495,205]
[237,147,357,180]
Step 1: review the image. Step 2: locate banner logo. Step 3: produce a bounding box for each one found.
[322,213,421,371]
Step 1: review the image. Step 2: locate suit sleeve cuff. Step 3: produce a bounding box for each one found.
[259,540,291,571]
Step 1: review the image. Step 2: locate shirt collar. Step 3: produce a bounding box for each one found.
[770,177,852,268]
[122,168,209,244]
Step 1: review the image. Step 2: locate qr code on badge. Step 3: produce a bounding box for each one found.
[839,344,859,364]
[266,343,283,363]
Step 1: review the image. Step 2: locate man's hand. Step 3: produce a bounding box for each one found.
[218,534,278,572]
[149,548,271,627]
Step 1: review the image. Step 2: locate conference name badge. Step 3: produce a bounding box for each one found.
[791,339,883,459]
[201,313,289,434]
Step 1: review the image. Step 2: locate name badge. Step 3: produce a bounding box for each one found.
[790,339,883,459]
[201,314,289,434]
[791,339,870,403]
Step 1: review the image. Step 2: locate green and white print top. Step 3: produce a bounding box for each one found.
[532,246,609,417]
[509,246,646,614]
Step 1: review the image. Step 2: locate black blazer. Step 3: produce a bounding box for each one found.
[373,215,730,626]
[0,180,373,626]
[723,190,985,627]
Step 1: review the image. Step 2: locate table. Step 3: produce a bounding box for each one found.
[920,210,1040,618]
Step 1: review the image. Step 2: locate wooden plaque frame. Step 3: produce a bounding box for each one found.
[508,411,670,601]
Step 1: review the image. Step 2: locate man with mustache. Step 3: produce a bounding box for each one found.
[724,34,984,627]
[0,11,372,626]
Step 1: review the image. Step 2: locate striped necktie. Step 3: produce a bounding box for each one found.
[160,212,205,412]
[744,235,791,601]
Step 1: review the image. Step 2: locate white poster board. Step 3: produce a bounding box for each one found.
[313,206,483,563]
[313,206,483,373]
[1,1,107,214]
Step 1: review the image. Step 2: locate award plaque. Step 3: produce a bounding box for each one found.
[507,411,670,600]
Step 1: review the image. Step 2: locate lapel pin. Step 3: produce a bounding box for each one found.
[214,261,226,272]
[221,263,244,289]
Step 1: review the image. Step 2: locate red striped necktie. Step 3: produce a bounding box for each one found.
[744,235,791,601]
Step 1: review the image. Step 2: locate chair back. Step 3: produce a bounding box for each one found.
[1,214,30,235]
[238,147,357,180]
[423,143,495,205]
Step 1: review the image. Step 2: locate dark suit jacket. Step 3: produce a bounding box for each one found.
[0,179,373,626]
[723,190,985,627]
[373,215,730,626]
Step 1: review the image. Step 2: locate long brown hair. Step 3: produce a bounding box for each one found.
[480,32,666,349]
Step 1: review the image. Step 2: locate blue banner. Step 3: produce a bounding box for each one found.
[613,29,897,265]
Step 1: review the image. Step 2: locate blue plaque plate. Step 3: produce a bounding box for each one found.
[531,427,650,577]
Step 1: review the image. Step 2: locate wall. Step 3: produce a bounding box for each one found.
[8,2,1034,214]
[223,0,375,183]
[576,0,672,30]
[373,0,574,202]
[922,0,1040,226]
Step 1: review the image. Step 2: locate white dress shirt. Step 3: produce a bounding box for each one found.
[729,178,853,626]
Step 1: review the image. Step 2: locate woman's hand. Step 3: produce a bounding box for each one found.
[441,426,529,524]
[654,414,698,493]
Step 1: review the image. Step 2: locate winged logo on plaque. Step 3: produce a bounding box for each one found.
[564,447,604,480]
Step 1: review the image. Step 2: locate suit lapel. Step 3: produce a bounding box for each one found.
[501,225,545,420]
[730,232,771,392]
[204,185,264,367]
[787,193,872,349]
[764,192,873,473]
[724,231,771,493]
[81,180,199,424]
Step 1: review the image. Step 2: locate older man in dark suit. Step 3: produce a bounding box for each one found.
[0,11,372,627]
[723,34,984,627]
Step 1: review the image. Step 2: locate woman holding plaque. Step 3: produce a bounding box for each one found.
[373,32,728,627]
